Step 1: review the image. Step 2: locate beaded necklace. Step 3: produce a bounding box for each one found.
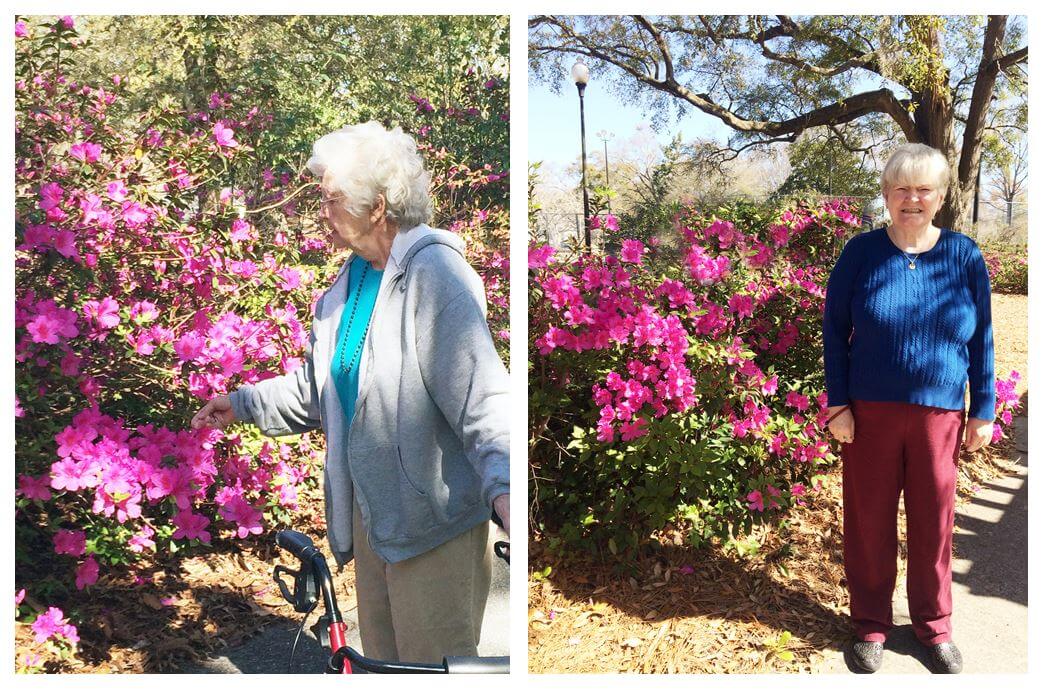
[336,260,372,375]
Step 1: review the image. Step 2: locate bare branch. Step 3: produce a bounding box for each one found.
[634,15,674,82]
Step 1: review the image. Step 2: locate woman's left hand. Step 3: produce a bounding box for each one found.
[493,493,509,538]
[964,417,994,452]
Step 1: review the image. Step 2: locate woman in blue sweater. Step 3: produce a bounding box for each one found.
[823,144,994,674]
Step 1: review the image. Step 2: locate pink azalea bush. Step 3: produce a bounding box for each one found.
[980,241,1028,295]
[16,17,507,667]
[412,65,510,357]
[530,198,1022,556]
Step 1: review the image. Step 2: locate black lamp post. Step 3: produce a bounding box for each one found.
[572,59,591,249]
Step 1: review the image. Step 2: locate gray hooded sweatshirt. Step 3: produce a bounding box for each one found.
[229,227,509,565]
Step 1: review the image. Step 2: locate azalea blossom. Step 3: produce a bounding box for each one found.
[16,474,52,501]
[172,510,212,543]
[53,529,87,556]
[69,141,102,163]
[75,556,99,590]
[213,122,238,148]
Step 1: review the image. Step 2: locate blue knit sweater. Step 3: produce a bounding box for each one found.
[823,228,995,420]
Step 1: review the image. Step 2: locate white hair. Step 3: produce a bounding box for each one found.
[307,122,432,229]
[881,143,951,196]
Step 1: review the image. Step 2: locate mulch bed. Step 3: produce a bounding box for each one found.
[529,294,1027,674]
[528,440,1021,674]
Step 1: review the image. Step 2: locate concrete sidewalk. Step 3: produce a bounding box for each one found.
[178,540,510,673]
[817,416,1028,673]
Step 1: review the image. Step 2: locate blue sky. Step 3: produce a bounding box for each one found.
[528,71,734,167]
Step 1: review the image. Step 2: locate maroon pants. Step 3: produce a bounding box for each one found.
[842,400,964,645]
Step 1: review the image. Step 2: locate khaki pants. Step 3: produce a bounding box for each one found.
[352,498,492,664]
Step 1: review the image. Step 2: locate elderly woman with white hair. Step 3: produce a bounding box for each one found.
[191,121,510,664]
[823,143,994,674]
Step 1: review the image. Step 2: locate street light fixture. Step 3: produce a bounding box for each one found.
[572,59,591,249]
[597,129,614,212]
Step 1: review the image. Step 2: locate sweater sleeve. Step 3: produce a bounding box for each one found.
[822,238,860,407]
[415,285,510,509]
[228,316,323,436]
[965,243,996,421]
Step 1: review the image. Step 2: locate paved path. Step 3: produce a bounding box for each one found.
[179,540,510,673]
[817,416,1028,673]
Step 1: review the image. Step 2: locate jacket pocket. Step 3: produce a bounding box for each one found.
[351,444,435,545]
[397,447,426,496]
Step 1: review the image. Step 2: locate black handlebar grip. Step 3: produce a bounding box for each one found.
[276,530,316,559]
[443,656,510,674]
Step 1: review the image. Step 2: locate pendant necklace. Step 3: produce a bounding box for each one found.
[337,261,372,375]
[888,227,921,270]
[901,250,919,270]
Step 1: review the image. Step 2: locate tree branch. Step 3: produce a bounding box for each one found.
[634,15,674,82]
[997,46,1028,72]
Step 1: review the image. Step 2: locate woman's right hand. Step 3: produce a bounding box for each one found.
[191,395,236,430]
[827,405,854,444]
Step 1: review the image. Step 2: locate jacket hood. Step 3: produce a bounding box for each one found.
[394,225,466,273]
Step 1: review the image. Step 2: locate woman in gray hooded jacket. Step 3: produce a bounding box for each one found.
[191,122,510,664]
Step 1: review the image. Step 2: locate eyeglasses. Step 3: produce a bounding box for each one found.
[320,194,346,205]
[889,187,939,199]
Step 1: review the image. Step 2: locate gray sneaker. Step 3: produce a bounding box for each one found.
[851,640,883,673]
[930,642,963,674]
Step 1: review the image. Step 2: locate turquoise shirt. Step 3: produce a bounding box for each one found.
[331,255,383,426]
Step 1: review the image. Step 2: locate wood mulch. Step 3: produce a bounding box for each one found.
[528,293,1027,674]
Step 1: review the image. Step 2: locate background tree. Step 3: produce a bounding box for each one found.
[72,16,509,172]
[776,131,880,200]
[982,129,1027,227]
[529,15,1027,232]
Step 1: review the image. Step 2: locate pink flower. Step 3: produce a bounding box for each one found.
[121,201,151,228]
[620,417,649,441]
[106,180,128,201]
[16,589,26,606]
[678,565,694,575]
[219,495,264,538]
[31,607,78,645]
[785,391,810,411]
[39,182,64,211]
[746,490,765,512]
[128,523,155,553]
[32,607,66,644]
[82,297,120,329]
[172,510,211,543]
[27,311,78,344]
[528,244,556,270]
[727,294,755,319]
[277,267,302,291]
[17,473,52,501]
[69,141,102,163]
[229,218,254,242]
[213,122,239,148]
[75,556,99,590]
[619,240,646,264]
[53,529,87,557]
[130,300,159,323]
[60,16,75,29]
[174,331,206,363]
[15,21,27,38]
[52,229,79,260]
